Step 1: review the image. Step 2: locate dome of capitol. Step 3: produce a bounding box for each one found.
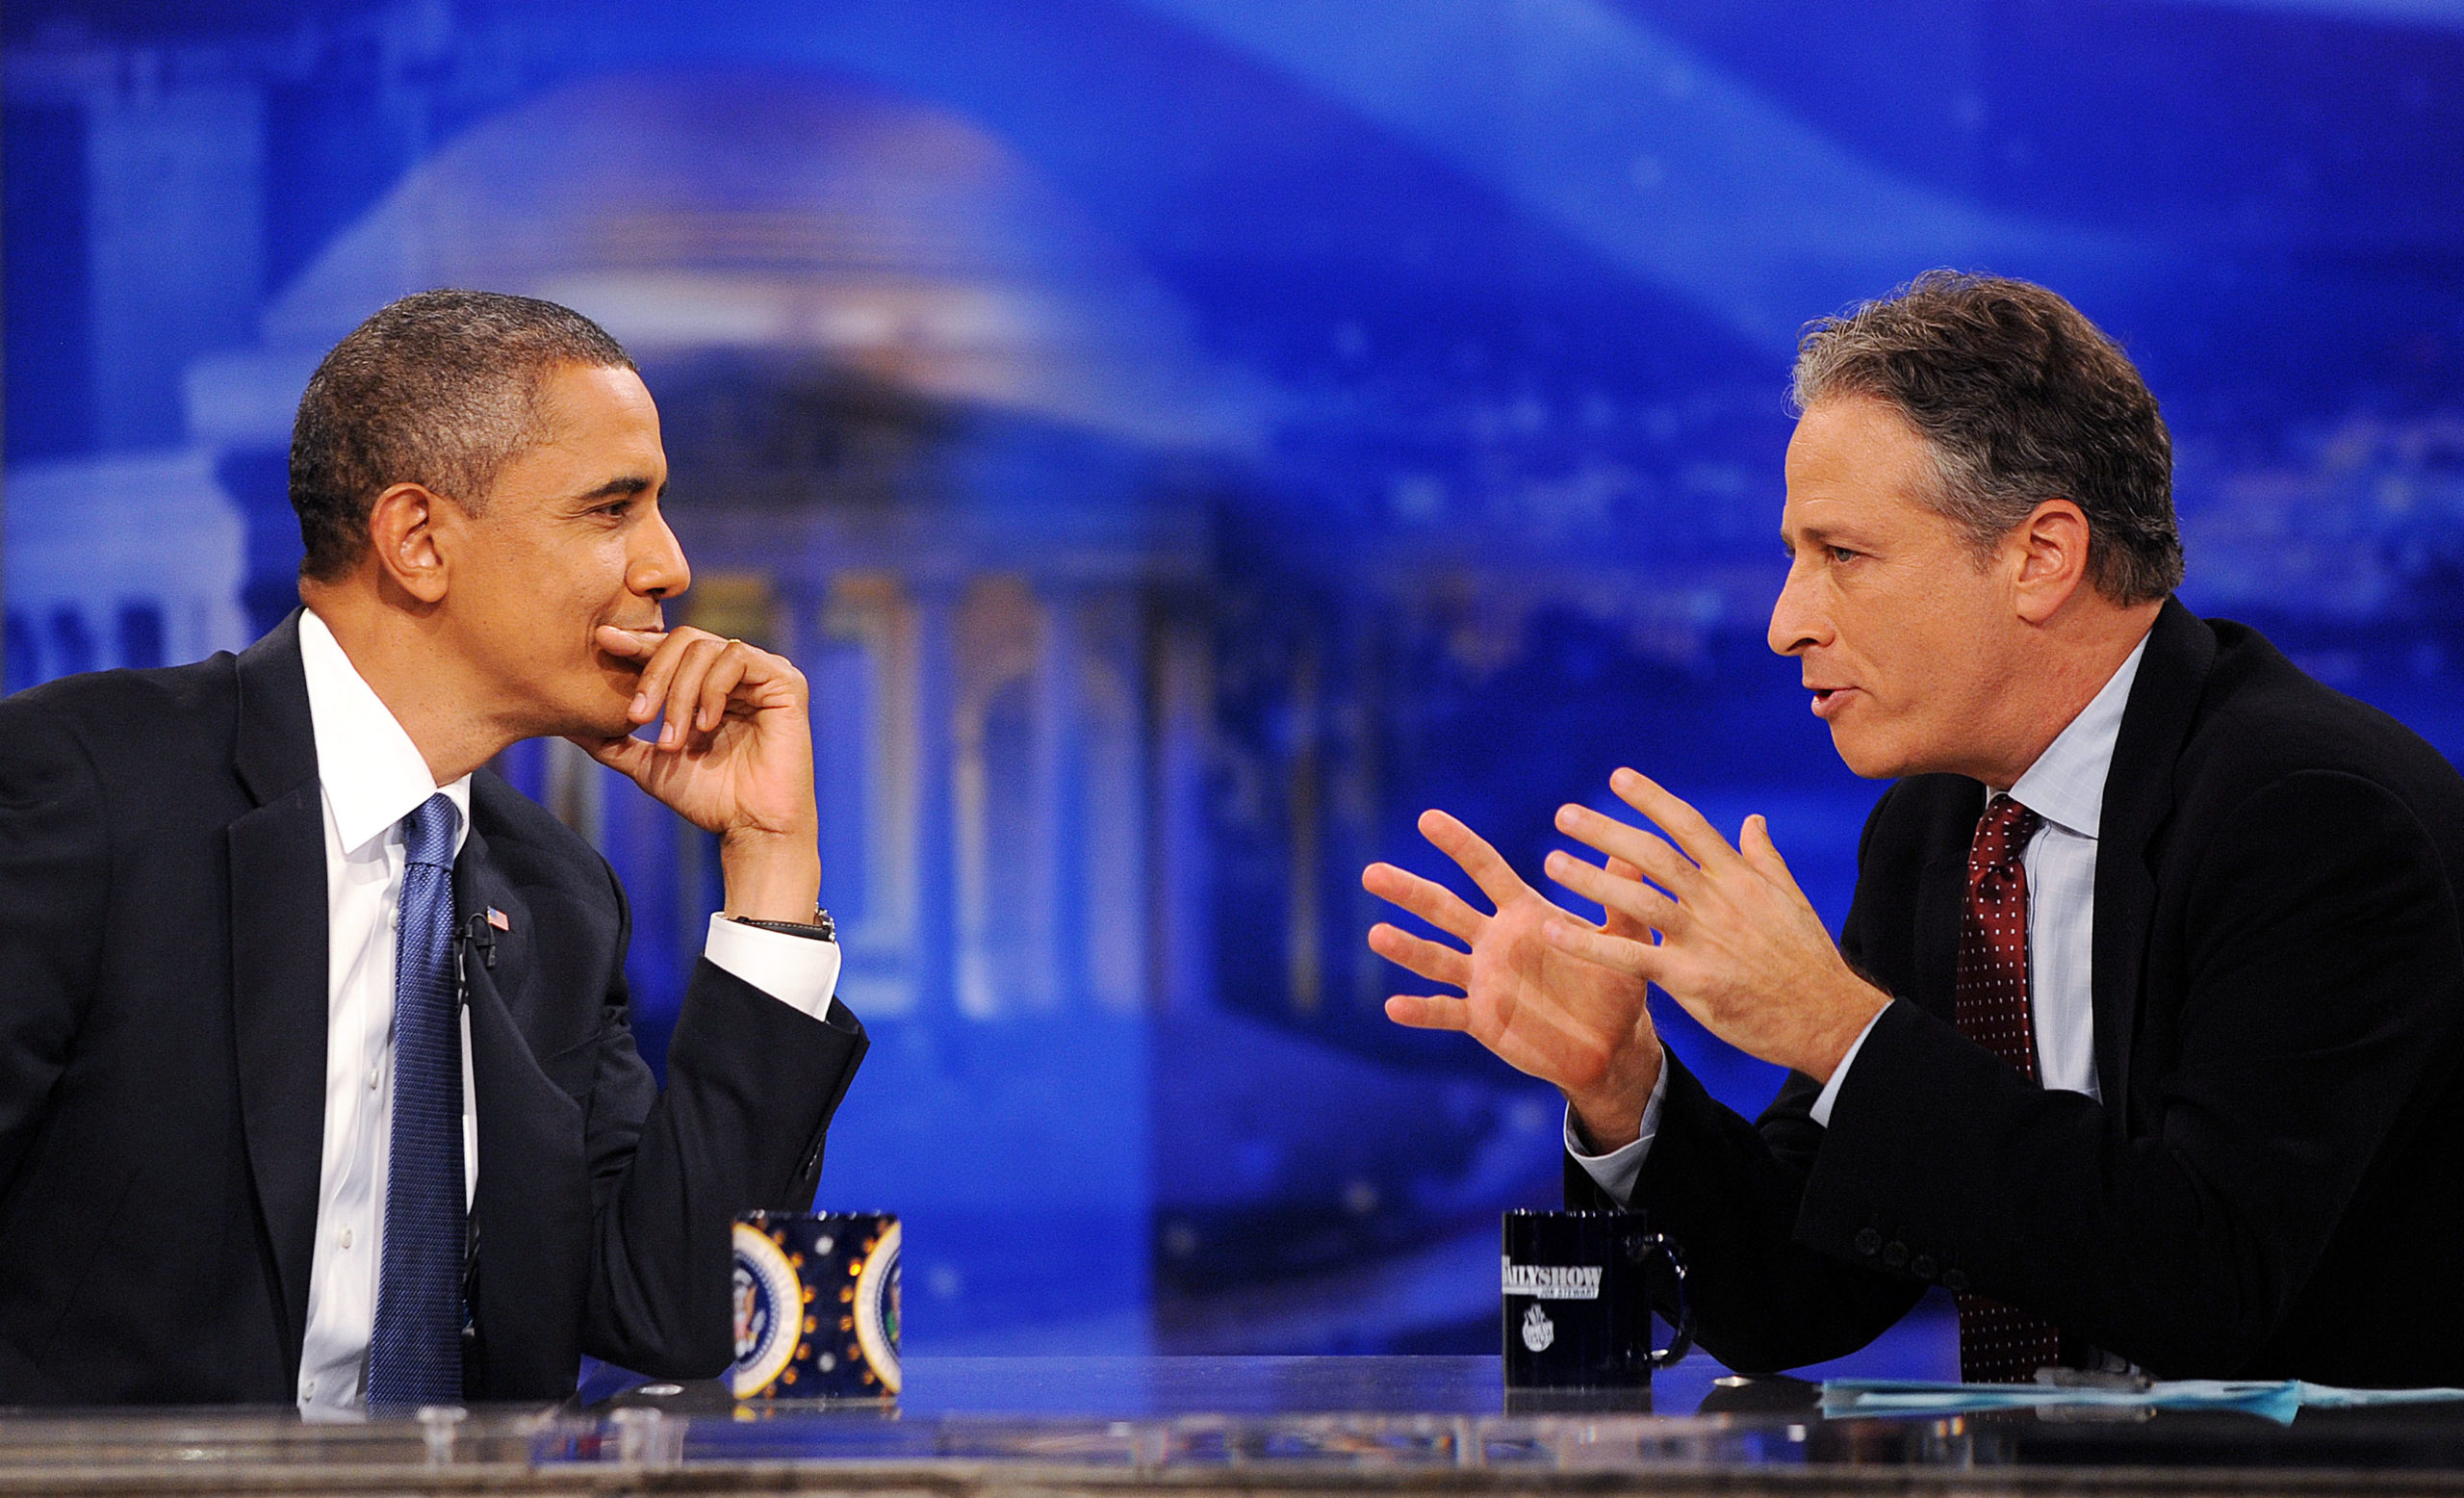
[263,67,1239,447]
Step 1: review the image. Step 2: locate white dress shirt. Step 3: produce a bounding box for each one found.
[293,610,842,1415]
[1569,634,2151,1204]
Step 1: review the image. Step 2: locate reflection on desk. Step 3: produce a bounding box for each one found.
[5,1355,2464,1494]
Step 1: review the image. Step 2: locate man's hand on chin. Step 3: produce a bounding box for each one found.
[1541,767,1887,1085]
[1360,809,1666,1152]
[574,625,822,924]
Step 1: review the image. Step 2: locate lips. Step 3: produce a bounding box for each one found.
[1809,684,1855,719]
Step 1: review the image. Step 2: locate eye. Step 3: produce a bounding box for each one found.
[598,499,633,519]
[1829,545,1858,563]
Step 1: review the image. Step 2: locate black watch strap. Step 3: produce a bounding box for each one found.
[730,910,837,942]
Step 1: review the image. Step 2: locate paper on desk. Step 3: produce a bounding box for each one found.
[1822,1379,2464,1427]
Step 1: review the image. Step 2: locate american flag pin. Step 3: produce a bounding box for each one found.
[487,907,511,932]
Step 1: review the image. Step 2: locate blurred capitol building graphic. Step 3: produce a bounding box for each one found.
[10,1,2464,1372]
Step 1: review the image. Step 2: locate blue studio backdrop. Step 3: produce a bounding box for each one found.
[9,0,2464,1376]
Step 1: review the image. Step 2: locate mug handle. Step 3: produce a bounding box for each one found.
[1631,1232,1694,1368]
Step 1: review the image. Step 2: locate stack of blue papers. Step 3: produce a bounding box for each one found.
[1823,1379,2464,1427]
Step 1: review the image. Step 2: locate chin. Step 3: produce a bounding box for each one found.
[1827,726,1916,781]
[547,689,636,744]
[580,704,638,742]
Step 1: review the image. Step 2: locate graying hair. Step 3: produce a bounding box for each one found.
[1791,271,2183,605]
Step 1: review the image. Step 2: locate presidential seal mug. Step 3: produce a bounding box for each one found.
[1502,1209,1691,1395]
[731,1210,901,1401]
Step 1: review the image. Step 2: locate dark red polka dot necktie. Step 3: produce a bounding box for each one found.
[1953,793,2062,1383]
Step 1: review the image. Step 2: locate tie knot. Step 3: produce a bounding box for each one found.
[401,793,459,870]
[1970,794,2040,872]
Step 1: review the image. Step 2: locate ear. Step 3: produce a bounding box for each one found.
[366,482,453,605]
[2010,499,2092,625]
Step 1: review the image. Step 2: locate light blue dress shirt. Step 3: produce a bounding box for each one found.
[1570,634,2151,1203]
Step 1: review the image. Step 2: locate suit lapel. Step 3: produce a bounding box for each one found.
[224,613,328,1364]
[451,816,592,1397]
[451,825,535,1039]
[1913,783,1983,1023]
[2091,598,2217,1125]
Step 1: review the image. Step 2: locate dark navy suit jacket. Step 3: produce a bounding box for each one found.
[1571,599,2464,1384]
[0,612,866,1404]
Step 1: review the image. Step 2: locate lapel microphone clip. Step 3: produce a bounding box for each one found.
[449,913,499,1013]
[461,912,499,971]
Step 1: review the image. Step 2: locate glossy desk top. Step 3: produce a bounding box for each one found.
[5,1355,2464,1494]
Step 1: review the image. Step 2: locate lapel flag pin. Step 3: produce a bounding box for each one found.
[487,907,511,932]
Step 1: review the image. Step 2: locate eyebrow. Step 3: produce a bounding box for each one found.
[569,475,663,505]
[1784,522,1869,549]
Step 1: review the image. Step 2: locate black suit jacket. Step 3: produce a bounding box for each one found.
[0,614,868,1405]
[1570,600,2464,1384]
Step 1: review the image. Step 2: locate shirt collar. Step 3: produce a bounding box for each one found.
[297,609,472,860]
[2007,633,2151,841]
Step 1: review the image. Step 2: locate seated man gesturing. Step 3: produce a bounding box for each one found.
[1366,272,2464,1385]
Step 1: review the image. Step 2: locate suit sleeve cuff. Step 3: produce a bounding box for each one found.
[1563,1063,1669,1207]
[1809,1004,1888,1127]
[704,913,842,1020]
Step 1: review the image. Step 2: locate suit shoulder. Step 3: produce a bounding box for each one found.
[1859,774,1982,864]
[2172,619,2464,850]
[469,768,619,894]
[0,656,242,774]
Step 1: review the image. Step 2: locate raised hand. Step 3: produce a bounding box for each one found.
[572,625,821,922]
[1542,767,1886,1083]
[1363,809,1664,1150]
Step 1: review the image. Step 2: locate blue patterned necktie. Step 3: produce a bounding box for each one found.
[366,792,466,1410]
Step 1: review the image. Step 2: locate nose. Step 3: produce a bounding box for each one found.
[628,505,691,602]
[1767,556,1829,658]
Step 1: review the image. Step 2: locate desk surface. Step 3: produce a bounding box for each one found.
[6,1355,2464,1496]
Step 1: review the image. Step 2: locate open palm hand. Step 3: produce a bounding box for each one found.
[1364,810,1664,1148]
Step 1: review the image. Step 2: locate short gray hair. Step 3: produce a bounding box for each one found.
[291,289,636,581]
[1792,271,2183,605]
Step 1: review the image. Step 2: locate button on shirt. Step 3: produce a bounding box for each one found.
[1569,634,2150,1203]
[293,610,843,1415]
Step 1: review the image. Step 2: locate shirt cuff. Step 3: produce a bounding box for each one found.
[1809,1005,1888,1127]
[1563,1063,1670,1209]
[703,914,842,1020]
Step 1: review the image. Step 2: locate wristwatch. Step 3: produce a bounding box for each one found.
[729,909,837,942]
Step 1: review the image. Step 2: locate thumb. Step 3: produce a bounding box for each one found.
[573,732,654,782]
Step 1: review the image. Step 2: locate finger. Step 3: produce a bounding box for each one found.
[594,625,665,663]
[626,628,712,727]
[1608,767,1741,871]
[1602,856,1653,939]
[1362,862,1487,943]
[1554,803,1696,892]
[1542,916,1664,980]
[1739,814,1802,891]
[1384,993,1474,1032]
[1367,921,1472,990]
[694,644,752,736]
[1418,809,1534,910]
[653,635,729,749]
[1544,849,1680,934]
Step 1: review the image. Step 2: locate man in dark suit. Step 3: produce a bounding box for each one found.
[1363,272,2464,1384]
[0,291,867,1408]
